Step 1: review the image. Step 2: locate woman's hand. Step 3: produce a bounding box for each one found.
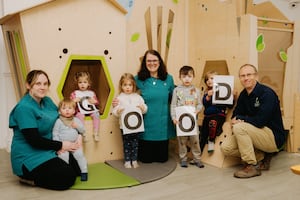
[112,98,119,107]
[231,117,244,125]
[61,141,80,152]
[75,134,83,147]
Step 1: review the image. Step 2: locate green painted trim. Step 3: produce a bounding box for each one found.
[99,55,115,120]
[14,31,27,80]
[57,55,115,120]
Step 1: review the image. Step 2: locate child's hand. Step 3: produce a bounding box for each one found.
[74,97,81,103]
[172,119,178,125]
[195,109,201,115]
[207,89,213,97]
[88,97,97,104]
[71,121,78,129]
[137,105,145,113]
[117,108,124,115]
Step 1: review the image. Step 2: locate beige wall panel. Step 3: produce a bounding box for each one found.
[13,0,127,163]
[247,0,288,21]
[188,1,256,92]
[126,0,187,86]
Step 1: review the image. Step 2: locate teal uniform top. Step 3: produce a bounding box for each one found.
[9,94,59,176]
[135,74,176,141]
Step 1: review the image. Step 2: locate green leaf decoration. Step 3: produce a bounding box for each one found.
[261,16,268,25]
[131,33,140,42]
[279,50,287,62]
[256,34,265,52]
[172,0,179,4]
[166,28,172,48]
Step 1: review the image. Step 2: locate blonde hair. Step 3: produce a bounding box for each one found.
[204,70,218,83]
[74,71,92,87]
[58,98,76,110]
[25,70,50,94]
[118,73,137,93]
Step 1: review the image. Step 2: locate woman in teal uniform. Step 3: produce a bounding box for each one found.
[135,50,175,163]
[9,70,81,190]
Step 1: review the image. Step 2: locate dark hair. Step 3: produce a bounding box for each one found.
[137,49,168,81]
[25,70,50,93]
[118,73,137,94]
[179,65,194,77]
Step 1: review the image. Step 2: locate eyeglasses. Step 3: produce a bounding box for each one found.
[239,73,256,79]
[146,60,159,63]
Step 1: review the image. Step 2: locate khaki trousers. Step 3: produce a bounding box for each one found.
[221,122,278,165]
[177,135,201,162]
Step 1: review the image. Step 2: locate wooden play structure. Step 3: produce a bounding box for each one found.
[1,0,300,168]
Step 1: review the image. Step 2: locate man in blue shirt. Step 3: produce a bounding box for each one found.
[221,64,286,178]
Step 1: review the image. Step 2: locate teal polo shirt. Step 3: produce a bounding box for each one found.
[135,74,175,141]
[9,94,59,176]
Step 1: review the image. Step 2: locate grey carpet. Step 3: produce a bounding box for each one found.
[105,156,177,183]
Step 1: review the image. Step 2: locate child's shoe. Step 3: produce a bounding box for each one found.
[124,161,131,168]
[194,161,205,168]
[180,160,188,168]
[81,173,88,181]
[208,141,214,153]
[93,133,100,142]
[83,134,89,142]
[132,160,139,168]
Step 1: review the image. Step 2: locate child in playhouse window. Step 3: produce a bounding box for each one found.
[52,98,88,181]
[112,73,147,168]
[70,71,100,142]
[199,70,234,153]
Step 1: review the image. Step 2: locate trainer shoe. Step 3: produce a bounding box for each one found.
[207,141,215,153]
[194,161,205,168]
[180,160,188,168]
[234,164,261,178]
[132,160,139,168]
[81,173,88,181]
[124,161,132,168]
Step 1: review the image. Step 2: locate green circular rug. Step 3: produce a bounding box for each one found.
[71,156,177,190]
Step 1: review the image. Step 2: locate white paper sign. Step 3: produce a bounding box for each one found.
[77,97,99,115]
[121,106,144,135]
[212,75,234,105]
[75,90,99,114]
[175,106,198,136]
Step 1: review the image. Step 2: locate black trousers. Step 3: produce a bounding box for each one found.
[138,139,169,163]
[21,154,80,190]
[200,115,226,152]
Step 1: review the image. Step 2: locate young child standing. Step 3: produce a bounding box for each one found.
[200,70,233,153]
[52,98,88,181]
[171,66,204,168]
[70,71,100,142]
[112,73,147,168]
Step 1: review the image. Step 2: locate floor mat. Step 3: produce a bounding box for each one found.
[105,156,177,183]
[71,162,140,190]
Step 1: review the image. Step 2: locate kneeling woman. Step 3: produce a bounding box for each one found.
[9,70,82,190]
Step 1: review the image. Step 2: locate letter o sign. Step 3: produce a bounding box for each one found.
[178,113,195,132]
[123,111,142,130]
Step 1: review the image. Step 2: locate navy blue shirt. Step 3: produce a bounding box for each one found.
[233,82,286,149]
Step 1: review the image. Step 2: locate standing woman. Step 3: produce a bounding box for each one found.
[9,70,81,190]
[135,50,175,163]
